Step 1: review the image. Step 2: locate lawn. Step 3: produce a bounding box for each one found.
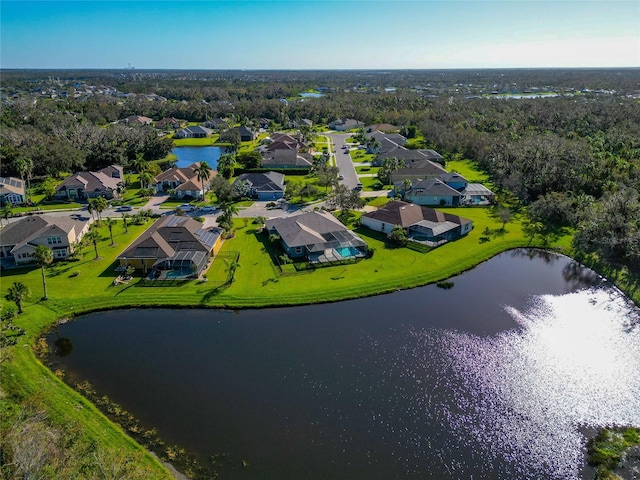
[446,158,493,185]
[172,136,220,147]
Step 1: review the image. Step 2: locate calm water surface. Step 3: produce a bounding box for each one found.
[172,146,223,168]
[47,250,640,479]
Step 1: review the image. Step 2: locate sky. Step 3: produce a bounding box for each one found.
[1,0,639,70]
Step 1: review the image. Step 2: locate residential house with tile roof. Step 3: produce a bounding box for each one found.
[265,211,367,262]
[152,162,215,199]
[261,150,312,170]
[117,215,223,277]
[329,118,365,131]
[362,200,473,245]
[54,165,124,201]
[174,126,214,139]
[0,215,91,265]
[233,172,285,200]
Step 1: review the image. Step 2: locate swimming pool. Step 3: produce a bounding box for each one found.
[335,246,361,258]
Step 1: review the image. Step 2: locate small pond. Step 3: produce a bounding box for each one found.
[172,146,223,168]
[47,249,640,479]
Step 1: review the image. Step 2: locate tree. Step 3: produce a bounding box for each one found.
[91,196,108,225]
[316,164,339,192]
[193,161,212,200]
[402,178,412,200]
[15,157,34,204]
[0,203,13,227]
[122,213,130,233]
[211,176,235,204]
[236,150,262,169]
[388,225,409,246]
[40,177,59,200]
[219,129,241,153]
[377,157,404,185]
[138,171,154,190]
[217,154,235,179]
[330,184,365,211]
[232,179,250,199]
[33,245,53,300]
[84,228,101,260]
[6,282,30,314]
[496,207,513,231]
[104,217,115,246]
[218,202,239,232]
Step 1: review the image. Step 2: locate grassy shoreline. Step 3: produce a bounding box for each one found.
[1,207,638,478]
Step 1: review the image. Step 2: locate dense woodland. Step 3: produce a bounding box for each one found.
[1,68,639,269]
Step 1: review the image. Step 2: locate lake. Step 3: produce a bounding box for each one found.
[172,146,223,168]
[46,250,640,479]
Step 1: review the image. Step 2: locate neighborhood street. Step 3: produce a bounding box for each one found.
[326,132,360,190]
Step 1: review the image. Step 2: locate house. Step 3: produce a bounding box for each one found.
[235,126,256,142]
[398,178,464,206]
[375,146,444,166]
[116,215,223,277]
[261,133,306,152]
[0,177,26,206]
[122,115,153,126]
[202,118,228,129]
[233,172,285,200]
[362,201,472,245]
[365,123,399,133]
[174,126,214,139]
[152,163,215,199]
[329,118,365,131]
[265,211,367,262]
[155,117,185,130]
[0,215,91,265]
[261,150,312,169]
[54,165,124,201]
[387,158,448,184]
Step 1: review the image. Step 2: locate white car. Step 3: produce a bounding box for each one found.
[177,204,196,212]
[199,206,216,213]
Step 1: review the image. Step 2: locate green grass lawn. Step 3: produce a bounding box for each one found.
[446,158,493,185]
[356,165,379,174]
[359,175,388,191]
[172,136,220,147]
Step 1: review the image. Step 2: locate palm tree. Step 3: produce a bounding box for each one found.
[194,161,212,200]
[218,202,239,232]
[16,157,34,204]
[6,282,30,314]
[122,213,130,233]
[0,203,13,226]
[91,196,108,225]
[105,217,115,245]
[402,178,412,200]
[139,171,154,190]
[84,228,101,260]
[34,245,53,300]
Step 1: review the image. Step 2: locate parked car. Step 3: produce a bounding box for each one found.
[338,174,344,180]
[177,204,196,212]
[117,205,133,212]
[199,206,216,213]
[354,183,363,191]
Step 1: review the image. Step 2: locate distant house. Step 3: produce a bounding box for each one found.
[261,133,306,152]
[54,165,124,201]
[117,215,223,277]
[375,146,444,167]
[365,123,399,133]
[152,163,215,199]
[0,177,26,206]
[155,117,185,130]
[329,118,365,131]
[362,200,473,245]
[235,126,256,142]
[290,118,313,129]
[265,211,367,262]
[0,215,91,265]
[202,118,228,129]
[261,150,312,169]
[233,172,285,200]
[388,158,448,184]
[122,115,153,126]
[174,126,214,139]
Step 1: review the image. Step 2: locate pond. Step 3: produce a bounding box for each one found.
[46,250,640,479]
[172,146,224,168]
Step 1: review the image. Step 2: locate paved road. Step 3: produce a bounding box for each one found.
[325,132,359,190]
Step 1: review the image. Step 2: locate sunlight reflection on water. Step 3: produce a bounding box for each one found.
[421,288,640,479]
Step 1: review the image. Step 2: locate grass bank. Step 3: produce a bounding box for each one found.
[1,207,637,478]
